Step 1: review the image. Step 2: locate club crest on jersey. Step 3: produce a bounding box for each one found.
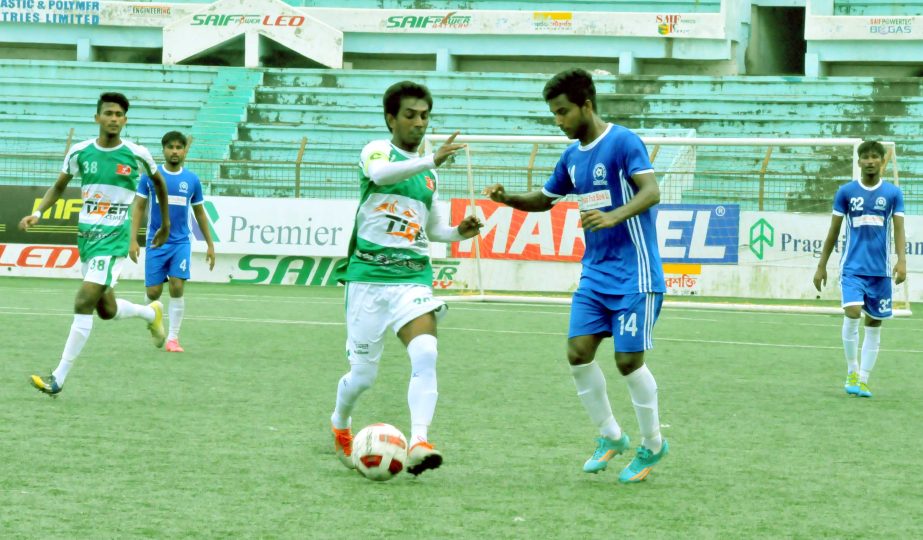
[179,181,189,193]
[116,164,132,175]
[593,163,607,186]
[874,196,887,211]
[425,175,435,190]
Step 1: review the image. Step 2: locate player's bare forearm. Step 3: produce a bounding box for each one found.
[130,197,147,239]
[150,172,170,227]
[484,183,555,212]
[193,204,215,247]
[816,216,844,268]
[501,190,554,212]
[606,174,660,225]
[20,173,72,230]
[36,174,72,213]
[893,215,906,263]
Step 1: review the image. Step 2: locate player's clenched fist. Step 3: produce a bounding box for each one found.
[482,184,507,203]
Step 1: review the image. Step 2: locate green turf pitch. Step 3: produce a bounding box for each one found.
[1,278,921,538]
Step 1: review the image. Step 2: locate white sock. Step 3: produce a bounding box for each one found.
[168,297,185,340]
[842,316,860,374]
[407,334,438,443]
[625,364,661,453]
[52,314,93,385]
[570,361,622,441]
[331,362,378,429]
[859,326,881,383]
[114,298,155,323]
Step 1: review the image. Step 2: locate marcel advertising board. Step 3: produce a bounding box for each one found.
[449,199,739,294]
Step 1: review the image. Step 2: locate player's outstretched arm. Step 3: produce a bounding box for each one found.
[19,173,72,230]
[148,170,171,248]
[581,171,660,232]
[366,132,464,187]
[813,214,844,291]
[129,195,148,263]
[192,203,216,270]
[482,184,555,212]
[424,193,483,243]
[893,214,906,284]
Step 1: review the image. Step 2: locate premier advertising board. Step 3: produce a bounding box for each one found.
[0,189,449,286]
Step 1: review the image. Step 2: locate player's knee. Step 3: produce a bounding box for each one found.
[615,353,644,376]
[566,344,594,365]
[348,362,379,392]
[407,334,438,376]
[843,306,862,319]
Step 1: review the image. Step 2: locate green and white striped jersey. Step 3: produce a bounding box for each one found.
[62,139,157,261]
[337,140,438,285]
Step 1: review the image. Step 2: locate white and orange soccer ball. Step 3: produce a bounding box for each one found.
[351,423,408,482]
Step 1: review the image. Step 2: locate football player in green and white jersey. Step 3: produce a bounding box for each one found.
[20,92,172,396]
[330,81,482,476]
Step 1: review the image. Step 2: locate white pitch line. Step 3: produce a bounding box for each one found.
[2,308,919,353]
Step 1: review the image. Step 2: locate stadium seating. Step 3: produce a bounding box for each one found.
[0,60,919,212]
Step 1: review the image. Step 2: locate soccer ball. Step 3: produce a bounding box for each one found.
[351,423,408,482]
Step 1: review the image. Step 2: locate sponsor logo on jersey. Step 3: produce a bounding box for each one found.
[593,163,607,185]
[425,175,435,190]
[853,214,885,227]
[375,200,422,242]
[116,164,132,175]
[83,192,130,219]
[874,196,887,210]
[179,181,189,193]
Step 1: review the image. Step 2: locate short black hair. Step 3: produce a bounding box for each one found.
[161,130,188,148]
[857,140,886,157]
[382,81,433,132]
[97,92,129,114]
[543,68,597,112]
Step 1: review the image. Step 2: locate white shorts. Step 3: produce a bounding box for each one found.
[81,256,125,288]
[345,282,446,365]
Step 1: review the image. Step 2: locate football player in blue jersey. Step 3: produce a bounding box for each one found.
[484,68,668,483]
[130,131,215,353]
[814,140,906,398]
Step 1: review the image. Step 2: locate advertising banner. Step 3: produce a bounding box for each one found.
[451,199,738,265]
[18,2,728,39]
[194,196,355,257]
[806,15,923,40]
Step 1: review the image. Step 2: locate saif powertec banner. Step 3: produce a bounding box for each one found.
[451,200,739,264]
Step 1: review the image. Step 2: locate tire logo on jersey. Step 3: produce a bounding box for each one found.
[179,181,189,193]
[874,197,887,211]
[116,164,132,175]
[375,200,422,242]
[593,163,607,186]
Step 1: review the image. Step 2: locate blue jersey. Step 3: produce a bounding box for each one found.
[543,124,665,295]
[137,165,204,246]
[833,179,904,277]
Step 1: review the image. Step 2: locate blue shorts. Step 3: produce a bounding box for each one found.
[145,242,192,287]
[569,289,663,352]
[841,273,893,320]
